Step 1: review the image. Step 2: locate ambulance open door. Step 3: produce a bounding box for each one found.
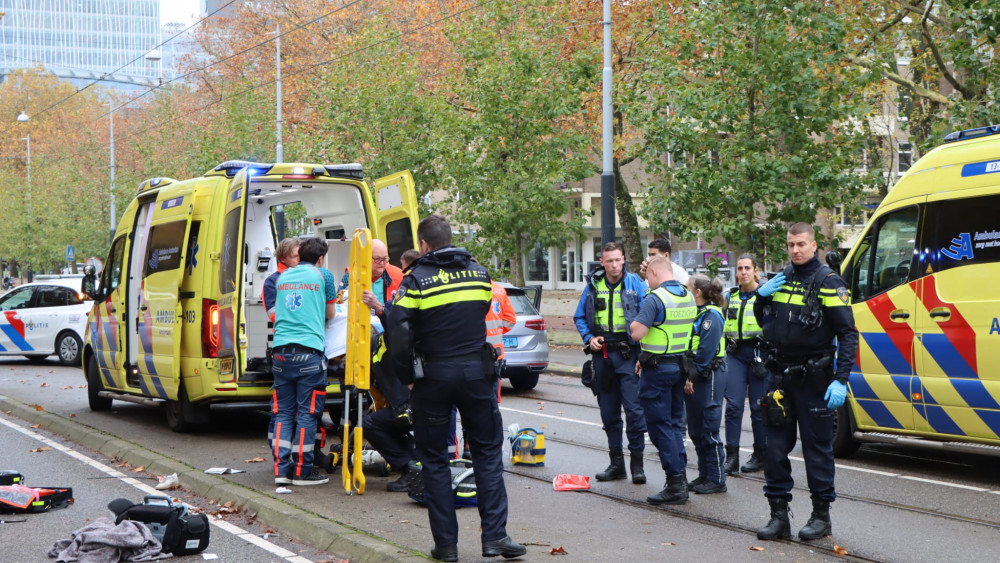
[140,192,194,401]
[217,169,251,378]
[373,171,419,266]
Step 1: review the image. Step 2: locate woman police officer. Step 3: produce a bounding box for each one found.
[683,274,728,494]
[722,254,768,474]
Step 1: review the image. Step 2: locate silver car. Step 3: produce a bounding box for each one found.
[499,283,548,391]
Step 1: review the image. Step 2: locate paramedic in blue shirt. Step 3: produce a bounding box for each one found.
[574,242,649,484]
[271,237,337,486]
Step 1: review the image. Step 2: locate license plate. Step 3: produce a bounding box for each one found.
[219,357,234,375]
[503,337,518,348]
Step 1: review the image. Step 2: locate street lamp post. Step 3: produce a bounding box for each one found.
[106,102,116,244]
[274,24,285,240]
[16,111,32,282]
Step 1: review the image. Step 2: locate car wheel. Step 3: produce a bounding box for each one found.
[56,331,83,366]
[832,404,860,458]
[164,384,211,433]
[507,370,539,391]
[87,355,113,411]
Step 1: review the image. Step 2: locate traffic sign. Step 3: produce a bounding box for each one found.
[66,246,76,262]
[85,256,104,274]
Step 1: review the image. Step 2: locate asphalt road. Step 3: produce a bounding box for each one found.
[2,356,999,563]
[0,409,339,562]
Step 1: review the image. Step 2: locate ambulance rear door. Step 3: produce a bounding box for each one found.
[373,171,418,266]
[843,197,923,434]
[912,188,1000,441]
[217,169,251,378]
[138,192,194,400]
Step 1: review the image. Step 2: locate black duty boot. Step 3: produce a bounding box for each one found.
[630,451,646,484]
[757,497,792,540]
[798,500,832,540]
[386,461,420,492]
[691,478,727,494]
[647,473,688,506]
[596,449,627,481]
[741,447,765,473]
[724,445,740,475]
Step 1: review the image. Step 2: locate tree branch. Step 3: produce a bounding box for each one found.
[920,19,969,98]
[848,56,953,105]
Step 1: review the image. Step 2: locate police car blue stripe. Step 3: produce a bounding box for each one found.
[0,325,33,351]
[923,405,965,436]
[861,333,912,375]
[921,334,977,379]
[951,379,1000,410]
[0,341,6,351]
[855,399,905,429]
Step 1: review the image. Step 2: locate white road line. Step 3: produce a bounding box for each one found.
[0,415,311,562]
[500,404,996,494]
[500,406,603,427]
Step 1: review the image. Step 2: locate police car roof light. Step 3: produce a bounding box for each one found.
[943,125,1000,144]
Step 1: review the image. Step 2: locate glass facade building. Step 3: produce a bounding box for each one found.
[0,0,161,87]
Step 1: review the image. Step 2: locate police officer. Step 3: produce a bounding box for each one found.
[628,257,696,505]
[364,333,419,492]
[574,242,649,484]
[753,222,858,541]
[387,215,525,562]
[722,254,767,475]
[684,274,728,494]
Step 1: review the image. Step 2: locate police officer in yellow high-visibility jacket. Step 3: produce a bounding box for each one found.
[386,215,525,563]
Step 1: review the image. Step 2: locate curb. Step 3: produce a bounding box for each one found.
[0,394,424,563]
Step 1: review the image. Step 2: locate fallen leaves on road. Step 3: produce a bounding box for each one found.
[31,423,41,428]
[61,386,73,390]
[749,546,765,552]
[550,547,567,555]
[133,466,146,472]
[30,446,51,452]
[661,542,677,546]
[244,457,265,463]
[40,382,49,387]
[32,404,44,411]
[833,545,848,556]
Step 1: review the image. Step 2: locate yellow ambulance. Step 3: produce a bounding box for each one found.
[836,125,1000,457]
[81,161,418,431]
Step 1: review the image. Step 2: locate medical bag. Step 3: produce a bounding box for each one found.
[408,460,477,508]
[108,495,210,555]
[0,484,74,513]
[0,470,24,485]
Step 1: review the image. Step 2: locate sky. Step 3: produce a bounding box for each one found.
[160,0,201,26]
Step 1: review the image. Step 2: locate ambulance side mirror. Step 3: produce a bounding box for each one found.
[82,266,101,301]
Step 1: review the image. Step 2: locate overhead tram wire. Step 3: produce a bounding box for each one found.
[16,0,507,172]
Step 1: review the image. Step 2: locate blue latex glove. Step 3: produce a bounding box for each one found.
[825,380,848,409]
[757,272,787,298]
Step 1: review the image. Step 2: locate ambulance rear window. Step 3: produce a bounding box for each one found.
[144,221,186,277]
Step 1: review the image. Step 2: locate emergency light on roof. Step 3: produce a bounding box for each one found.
[325,163,364,180]
[136,177,176,194]
[211,160,274,177]
[943,125,1000,144]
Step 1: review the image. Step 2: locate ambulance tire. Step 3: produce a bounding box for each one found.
[506,370,539,391]
[165,385,211,433]
[87,355,113,412]
[832,404,860,458]
[56,331,83,366]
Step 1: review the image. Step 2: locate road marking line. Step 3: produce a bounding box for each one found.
[0,415,311,562]
[500,406,602,427]
[898,475,989,491]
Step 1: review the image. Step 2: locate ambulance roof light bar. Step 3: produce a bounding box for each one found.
[324,163,363,180]
[943,125,1000,144]
[212,160,274,177]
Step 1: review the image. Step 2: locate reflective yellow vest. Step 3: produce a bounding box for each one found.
[594,278,627,335]
[639,286,697,355]
[692,305,726,359]
[724,289,762,341]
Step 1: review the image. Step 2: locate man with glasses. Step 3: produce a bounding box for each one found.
[360,239,403,319]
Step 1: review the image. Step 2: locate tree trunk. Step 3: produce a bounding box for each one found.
[612,109,643,273]
[512,232,526,286]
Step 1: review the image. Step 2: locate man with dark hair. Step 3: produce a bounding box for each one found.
[753,222,858,542]
[642,238,689,284]
[271,236,337,486]
[387,214,524,562]
[574,242,649,484]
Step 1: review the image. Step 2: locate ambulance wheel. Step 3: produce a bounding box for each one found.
[832,404,860,458]
[56,331,83,366]
[87,355,113,412]
[165,385,211,433]
[506,370,539,391]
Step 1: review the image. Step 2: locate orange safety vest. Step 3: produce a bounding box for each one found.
[485,282,516,360]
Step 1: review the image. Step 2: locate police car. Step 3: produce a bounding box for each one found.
[0,277,90,366]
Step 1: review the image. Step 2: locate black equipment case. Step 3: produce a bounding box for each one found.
[108,495,210,555]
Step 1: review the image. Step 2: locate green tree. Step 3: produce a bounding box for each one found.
[437,0,595,284]
[640,0,881,265]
